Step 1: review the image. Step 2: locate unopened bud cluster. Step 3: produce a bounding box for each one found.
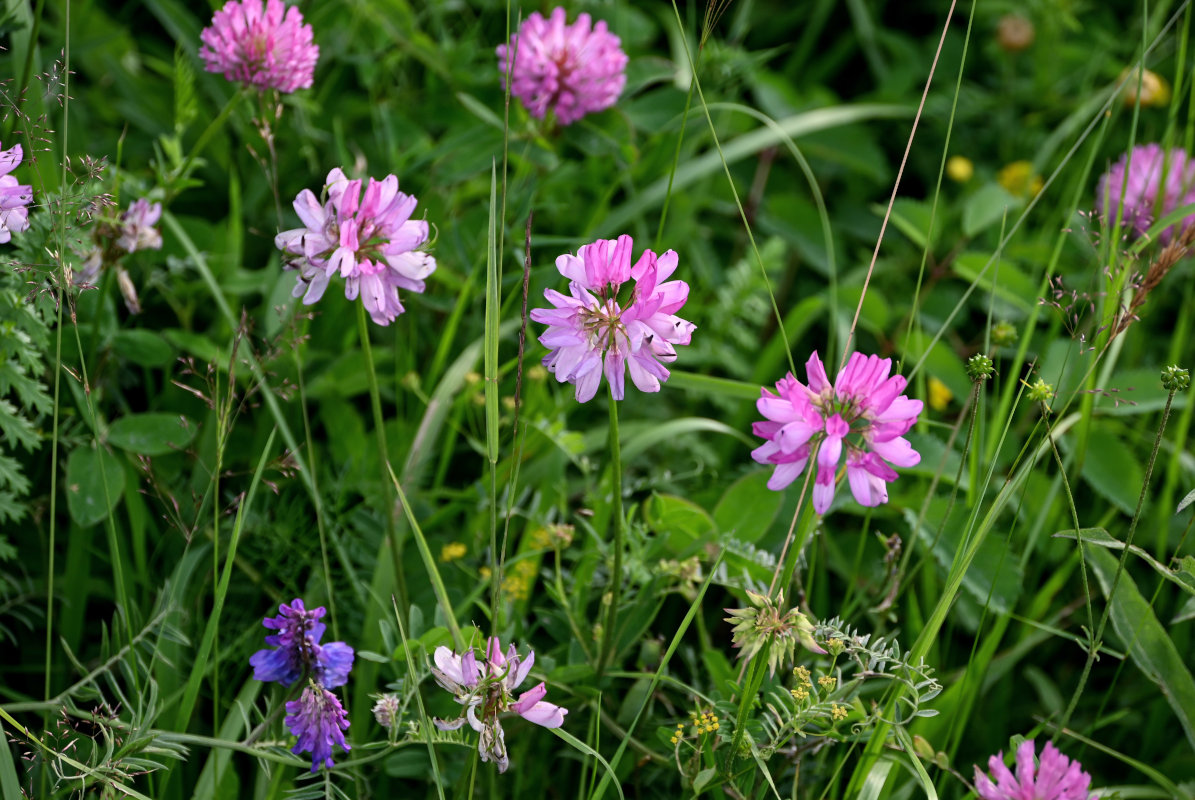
[966,354,994,382]
[1161,365,1190,393]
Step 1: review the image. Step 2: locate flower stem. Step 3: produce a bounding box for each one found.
[357,302,409,613]
[599,388,624,675]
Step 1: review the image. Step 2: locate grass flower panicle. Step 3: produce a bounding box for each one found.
[199,0,319,93]
[531,234,694,402]
[975,740,1095,800]
[276,167,436,325]
[0,141,32,243]
[752,351,922,514]
[249,598,354,689]
[1096,144,1195,243]
[116,199,162,254]
[497,7,627,126]
[285,681,351,772]
[431,637,567,773]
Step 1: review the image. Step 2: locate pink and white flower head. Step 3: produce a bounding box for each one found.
[975,740,1096,800]
[275,167,436,326]
[1095,143,1195,244]
[752,351,922,515]
[116,199,163,253]
[199,0,319,94]
[530,234,695,403]
[496,7,628,126]
[0,141,33,244]
[431,637,567,773]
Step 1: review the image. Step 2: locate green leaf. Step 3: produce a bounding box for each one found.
[112,329,175,367]
[961,183,1019,237]
[906,503,1022,614]
[107,413,195,456]
[66,446,126,527]
[1065,428,1144,515]
[693,767,718,793]
[646,494,716,554]
[1054,528,1195,597]
[714,471,783,543]
[1085,544,1195,751]
[881,198,941,250]
[1177,488,1195,515]
[952,252,1037,317]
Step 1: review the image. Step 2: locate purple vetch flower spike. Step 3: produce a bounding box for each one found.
[249,598,355,688]
[1095,143,1195,244]
[116,199,163,253]
[496,7,628,126]
[430,638,568,773]
[530,234,695,403]
[199,0,319,94]
[0,141,32,244]
[285,681,351,772]
[975,740,1096,800]
[275,167,436,325]
[752,351,922,514]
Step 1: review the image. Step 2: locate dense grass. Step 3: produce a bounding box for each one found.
[2,1,1195,798]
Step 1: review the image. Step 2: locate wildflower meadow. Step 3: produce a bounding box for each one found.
[3,1,1195,798]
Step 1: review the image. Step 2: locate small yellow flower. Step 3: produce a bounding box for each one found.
[791,685,809,702]
[818,675,837,690]
[528,365,548,381]
[670,735,679,744]
[997,161,1043,198]
[830,704,848,721]
[826,638,845,656]
[946,156,973,183]
[479,566,492,580]
[439,542,467,563]
[928,377,953,411]
[1120,67,1170,108]
[793,665,811,684]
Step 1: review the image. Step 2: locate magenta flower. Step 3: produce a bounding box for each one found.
[752,351,922,514]
[285,681,350,772]
[431,637,567,773]
[530,234,694,403]
[199,0,318,93]
[1096,143,1195,244]
[496,7,627,126]
[249,598,354,689]
[275,167,436,326]
[0,141,32,243]
[116,199,162,254]
[975,740,1096,800]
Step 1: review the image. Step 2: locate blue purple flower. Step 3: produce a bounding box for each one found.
[285,681,351,772]
[249,598,354,688]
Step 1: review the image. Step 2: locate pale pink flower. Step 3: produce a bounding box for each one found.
[199,0,319,93]
[275,167,436,325]
[975,740,1096,800]
[530,234,694,403]
[497,7,627,126]
[752,351,922,514]
[116,199,162,253]
[431,637,567,773]
[1095,143,1195,244]
[0,141,32,243]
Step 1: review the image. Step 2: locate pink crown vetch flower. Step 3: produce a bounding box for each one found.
[530,234,695,403]
[275,167,436,325]
[496,7,628,126]
[431,637,567,773]
[0,141,33,243]
[1095,143,1195,244]
[116,198,163,254]
[975,740,1096,800]
[199,0,319,93]
[752,351,922,514]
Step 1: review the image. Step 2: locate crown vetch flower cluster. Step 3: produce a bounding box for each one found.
[1096,143,1195,243]
[276,167,436,325]
[752,351,922,514]
[285,681,351,773]
[431,637,567,773]
[0,141,32,244]
[531,234,695,403]
[250,598,354,689]
[497,7,628,125]
[199,0,319,93]
[975,740,1095,800]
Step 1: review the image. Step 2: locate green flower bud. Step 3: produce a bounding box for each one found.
[1161,365,1190,393]
[966,354,995,382]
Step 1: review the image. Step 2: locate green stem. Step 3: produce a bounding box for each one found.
[357,302,409,613]
[600,388,624,674]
